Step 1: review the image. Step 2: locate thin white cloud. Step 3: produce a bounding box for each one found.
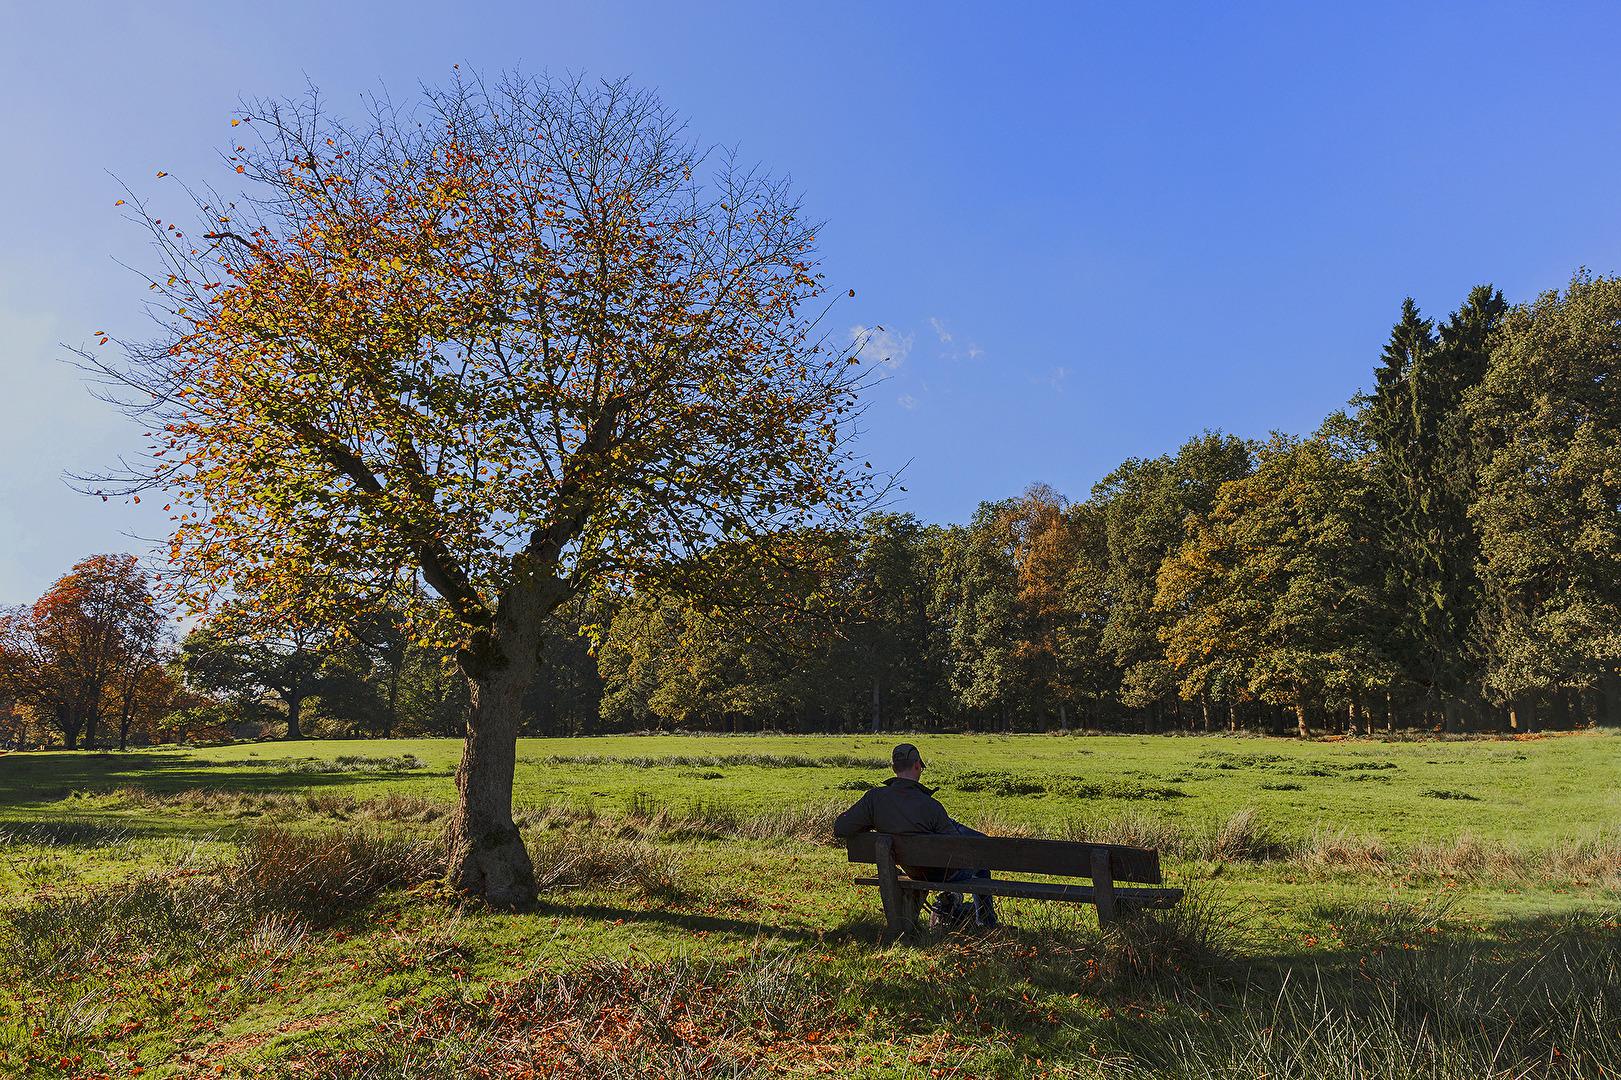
[897,394,918,410]
[1027,365,1067,392]
[849,324,913,369]
[928,317,982,361]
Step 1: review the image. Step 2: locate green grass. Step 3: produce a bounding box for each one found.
[1,731,1619,1078]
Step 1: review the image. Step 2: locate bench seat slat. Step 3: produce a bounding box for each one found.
[845,832,1162,884]
[852,876,1183,908]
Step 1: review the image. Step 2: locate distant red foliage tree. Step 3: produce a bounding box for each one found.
[0,554,171,749]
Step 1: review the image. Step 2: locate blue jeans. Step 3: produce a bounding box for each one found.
[927,822,997,924]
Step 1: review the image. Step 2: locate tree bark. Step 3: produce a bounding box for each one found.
[1059,701,1068,731]
[1201,697,1211,732]
[449,664,536,908]
[445,581,558,910]
[55,704,80,750]
[1294,694,1310,740]
[285,692,304,740]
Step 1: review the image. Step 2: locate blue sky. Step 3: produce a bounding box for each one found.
[3,1,1619,604]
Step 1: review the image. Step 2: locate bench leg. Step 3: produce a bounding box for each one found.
[874,836,907,935]
[1092,848,1117,928]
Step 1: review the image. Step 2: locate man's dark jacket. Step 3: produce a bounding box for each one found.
[833,776,951,838]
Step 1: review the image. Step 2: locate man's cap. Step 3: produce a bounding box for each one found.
[892,743,923,770]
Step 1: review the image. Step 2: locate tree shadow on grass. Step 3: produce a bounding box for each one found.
[526,896,863,947]
[0,750,447,807]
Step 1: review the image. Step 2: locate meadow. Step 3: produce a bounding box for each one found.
[2,729,1619,1079]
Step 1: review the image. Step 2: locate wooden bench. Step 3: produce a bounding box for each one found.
[845,832,1183,935]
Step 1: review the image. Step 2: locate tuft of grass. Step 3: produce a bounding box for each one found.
[525,829,691,903]
[1297,827,1390,872]
[224,825,443,925]
[946,768,1186,801]
[1096,882,1243,987]
[104,785,451,824]
[1059,807,1191,854]
[1,870,250,984]
[1420,788,1481,801]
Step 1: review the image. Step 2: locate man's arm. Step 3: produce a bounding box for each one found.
[833,790,876,839]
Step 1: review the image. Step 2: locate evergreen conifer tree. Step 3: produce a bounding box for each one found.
[1364,287,1506,729]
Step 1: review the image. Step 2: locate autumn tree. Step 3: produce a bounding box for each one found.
[89,73,872,906]
[1096,433,1254,728]
[1156,435,1391,738]
[0,554,168,749]
[942,485,1087,730]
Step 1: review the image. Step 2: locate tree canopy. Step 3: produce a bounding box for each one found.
[90,72,876,907]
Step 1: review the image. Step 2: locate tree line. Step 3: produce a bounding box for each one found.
[586,273,1621,737]
[8,272,1616,746]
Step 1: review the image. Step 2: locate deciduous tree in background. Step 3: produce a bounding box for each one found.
[0,554,168,749]
[1156,436,1392,738]
[178,600,351,739]
[90,73,872,907]
[1470,272,1621,724]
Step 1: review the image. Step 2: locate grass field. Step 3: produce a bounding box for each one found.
[3,730,1619,1078]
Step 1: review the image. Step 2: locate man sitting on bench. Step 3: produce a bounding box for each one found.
[833,743,999,930]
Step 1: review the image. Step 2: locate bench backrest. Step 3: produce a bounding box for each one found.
[844,832,1162,885]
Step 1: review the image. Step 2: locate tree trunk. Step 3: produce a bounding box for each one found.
[449,665,536,908]
[1059,701,1068,731]
[1294,694,1309,740]
[445,583,562,910]
[285,693,304,740]
[83,702,100,749]
[1201,697,1211,732]
[55,704,80,750]
[1513,695,1536,734]
[871,675,881,734]
[385,666,400,739]
[1443,699,1460,735]
[1552,688,1572,729]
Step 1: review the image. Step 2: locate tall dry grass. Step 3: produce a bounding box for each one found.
[1093,911,1621,1078]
